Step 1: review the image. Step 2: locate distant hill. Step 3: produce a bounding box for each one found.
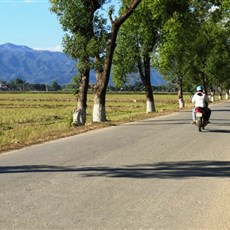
[0,43,165,86]
[0,43,77,85]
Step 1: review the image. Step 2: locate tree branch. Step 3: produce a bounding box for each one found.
[114,0,141,28]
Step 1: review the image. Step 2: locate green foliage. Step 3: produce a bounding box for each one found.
[153,0,230,91]
[203,22,230,85]
[113,0,160,87]
[50,81,62,91]
[50,0,110,69]
[7,78,26,91]
[152,0,195,94]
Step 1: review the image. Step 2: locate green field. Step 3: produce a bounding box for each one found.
[0,92,193,153]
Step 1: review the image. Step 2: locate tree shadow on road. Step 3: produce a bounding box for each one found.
[0,161,229,179]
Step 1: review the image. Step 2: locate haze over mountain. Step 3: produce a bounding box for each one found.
[0,43,165,86]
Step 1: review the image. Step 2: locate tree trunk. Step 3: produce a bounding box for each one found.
[92,0,141,122]
[92,70,107,122]
[209,87,215,102]
[218,86,222,100]
[178,79,184,108]
[201,74,208,95]
[138,54,156,113]
[92,94,106,122]
[146,98,155,113]
[225,89,229,100]
[72,70,89,126]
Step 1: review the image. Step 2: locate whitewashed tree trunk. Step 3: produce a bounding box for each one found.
[72,105,86,126]
[218,87,222,100]
[92,95,106,122]
[225,90,229,100]
[210,95,214,102]
[177,79,185,109]
[146,99,155,113]
[209,89,215,102]
[178,98,185,108]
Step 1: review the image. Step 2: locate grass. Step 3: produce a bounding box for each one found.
[0,92,194,153]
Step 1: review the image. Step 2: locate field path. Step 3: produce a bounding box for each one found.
[0,102,230,229]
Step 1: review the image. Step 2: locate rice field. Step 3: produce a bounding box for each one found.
[0,92,193,153]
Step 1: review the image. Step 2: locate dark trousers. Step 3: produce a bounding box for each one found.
[203,107,211,121]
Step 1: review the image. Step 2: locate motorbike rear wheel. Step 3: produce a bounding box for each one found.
[197,117,202,132]
[202,121,205,130]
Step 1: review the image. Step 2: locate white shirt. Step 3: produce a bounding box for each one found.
[192,92,208,108]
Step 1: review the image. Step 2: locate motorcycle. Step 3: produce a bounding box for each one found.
[195,107,207,132]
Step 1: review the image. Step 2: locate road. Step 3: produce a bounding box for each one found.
[0,102,230,230]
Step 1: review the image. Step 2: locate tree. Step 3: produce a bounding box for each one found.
[50,0,100,125]
[203,1,230,92]
[50,80,62,91]
[8,78,26,91]
[114,0,192,110]
[91,0,141,122]
[113,0,159,113]
[153,5,196,107]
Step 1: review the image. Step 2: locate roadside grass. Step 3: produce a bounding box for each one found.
[0,92,193,153]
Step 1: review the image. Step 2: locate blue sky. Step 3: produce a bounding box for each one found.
[0,0,120,52]
[0,0,65,51]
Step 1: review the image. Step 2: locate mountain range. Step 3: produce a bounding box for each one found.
[0,43,165,86]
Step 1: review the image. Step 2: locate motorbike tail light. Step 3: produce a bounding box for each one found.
[195,107,203,113]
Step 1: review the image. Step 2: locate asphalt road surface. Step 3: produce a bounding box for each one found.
[0,102,230,230]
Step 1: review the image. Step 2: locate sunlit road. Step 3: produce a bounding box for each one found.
[0,102,230,229]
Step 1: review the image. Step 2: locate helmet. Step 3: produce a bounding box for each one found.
[196,85,203,91]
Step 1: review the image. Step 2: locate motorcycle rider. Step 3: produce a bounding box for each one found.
[191,85,211,124]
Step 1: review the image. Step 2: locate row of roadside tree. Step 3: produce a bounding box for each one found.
[0,78,62,91]
[49,0,230,125]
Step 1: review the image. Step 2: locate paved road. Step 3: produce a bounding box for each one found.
[0,102,230,229]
